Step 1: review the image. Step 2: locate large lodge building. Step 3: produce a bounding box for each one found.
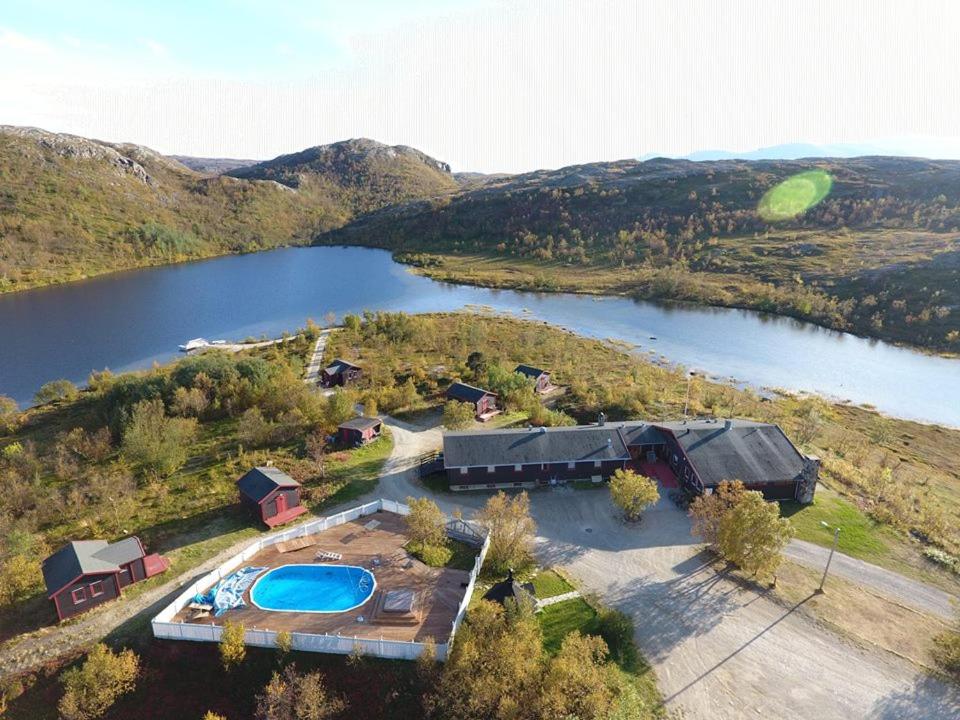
[442,418,819,504]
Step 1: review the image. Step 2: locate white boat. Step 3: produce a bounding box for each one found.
[179,338,210,352]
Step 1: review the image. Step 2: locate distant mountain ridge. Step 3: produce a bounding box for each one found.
[169,155,260,174]
[639,140,960,162]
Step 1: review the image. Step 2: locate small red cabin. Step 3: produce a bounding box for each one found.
[321,359,362,388]
[42,537,169,621]
[237,466,308,528]
[446,381,498,419]
[338,416,383,446]
[514,364,551,394]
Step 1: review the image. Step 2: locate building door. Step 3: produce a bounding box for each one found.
[276,493,287,515]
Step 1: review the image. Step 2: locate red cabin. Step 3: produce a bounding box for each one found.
[42,537,169,621]
[514,364,551,394]
[237,466,308,528]
[446,381,498,420]
[338,416,383,446]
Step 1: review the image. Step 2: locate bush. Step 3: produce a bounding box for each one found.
[219,620,246,670]
[608,468,659,522]
[416,543,454,567]
[34,379,78,405]
[596,609,639,672]
[121,398,197,477]
[58,644,139,720]
[442,400,475,429]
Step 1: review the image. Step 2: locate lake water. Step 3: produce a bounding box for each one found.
[1,246,958,426]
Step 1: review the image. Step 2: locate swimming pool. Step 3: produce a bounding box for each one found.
[249,564,376,613]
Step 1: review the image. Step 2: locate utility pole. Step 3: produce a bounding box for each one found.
[683,371,696,418]
[817,521,840,593]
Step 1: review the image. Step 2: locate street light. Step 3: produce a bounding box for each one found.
[817,520,840,594]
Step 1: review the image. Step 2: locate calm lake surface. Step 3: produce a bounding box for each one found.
[1,246,958,425]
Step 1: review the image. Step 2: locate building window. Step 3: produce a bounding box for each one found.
[514,464,522,471]
[567,461,575,469]
[459,467,467,475]
[71,587,86,604]
[487,466,495,473]
[89,580,105,597]
[593,460,601,468]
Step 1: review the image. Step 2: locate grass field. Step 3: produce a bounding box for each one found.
[758,170,833,221]
[530,569,575,599]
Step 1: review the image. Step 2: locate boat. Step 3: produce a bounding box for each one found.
[179,338,210,352]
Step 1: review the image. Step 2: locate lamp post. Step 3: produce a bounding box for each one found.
[817,520,840,594]
[683,371,697,418]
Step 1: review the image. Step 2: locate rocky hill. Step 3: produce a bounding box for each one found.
[0,128,455,292]
[227,138,458,214]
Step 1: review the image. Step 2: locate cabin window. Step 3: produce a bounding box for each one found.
[593,460,601,468]
[71,587,86,604]
[567,461,575,469]
[89,580,105,597]
[514,464,522,471]
[459,467,468,475]
[487,466,495,473]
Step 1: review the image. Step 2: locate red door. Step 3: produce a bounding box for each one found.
[275,493,287,515]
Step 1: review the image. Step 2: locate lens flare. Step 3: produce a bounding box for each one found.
[757,170,833,221]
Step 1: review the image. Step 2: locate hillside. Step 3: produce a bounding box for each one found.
[317,156,960,351]
[0,128,456,292]
[227,137,458,214]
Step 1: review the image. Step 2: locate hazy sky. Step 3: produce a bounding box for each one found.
[2,0,960,172]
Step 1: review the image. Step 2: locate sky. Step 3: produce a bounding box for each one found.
[3,0,960,173]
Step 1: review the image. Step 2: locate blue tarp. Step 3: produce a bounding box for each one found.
[194,566,266,616]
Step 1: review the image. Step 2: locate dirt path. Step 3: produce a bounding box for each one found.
[303,328,335,385]
[785,539,956,620]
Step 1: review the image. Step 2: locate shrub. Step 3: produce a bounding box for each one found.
[121,398,197,477]
[275,630,293,656]
[405,496,448,549]
[416,543,454,567]
[596,609,640,672]
[219,621,246,670]
[442,400,475,430]
[256,664,345,720]
[58,644,139,720]
[477,491,536,574]
[608,468,659,522]
[34,379,78,405]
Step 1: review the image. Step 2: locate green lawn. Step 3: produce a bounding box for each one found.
[530,568,574,599]
[780,487,895,564]
[539,597,600,655]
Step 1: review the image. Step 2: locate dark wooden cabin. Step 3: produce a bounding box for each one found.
[338,416,383,446]
[42,537,169,621]
[237,466,308,528]
[442,425,630,490]
[445,382,498,419]
[321,359,362,388]
[514,364,551,394]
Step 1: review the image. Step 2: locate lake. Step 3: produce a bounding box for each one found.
[1,246,958,426]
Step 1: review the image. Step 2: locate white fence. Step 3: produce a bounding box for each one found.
[151,498,486,662]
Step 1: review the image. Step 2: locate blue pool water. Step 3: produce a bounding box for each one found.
[250,564,376,613]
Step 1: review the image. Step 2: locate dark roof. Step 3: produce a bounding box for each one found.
[339,416,383,431]
[323,358,360,376]
[443,425,630,468]
[42,537,145,596]
[446,382,496,403]
[657,419,805,487]
[616,422,666,446]
[237,466,299,502]
[484,579,536,607]
[514,364,548,379]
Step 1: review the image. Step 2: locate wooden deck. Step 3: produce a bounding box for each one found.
[176,512,471,643]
